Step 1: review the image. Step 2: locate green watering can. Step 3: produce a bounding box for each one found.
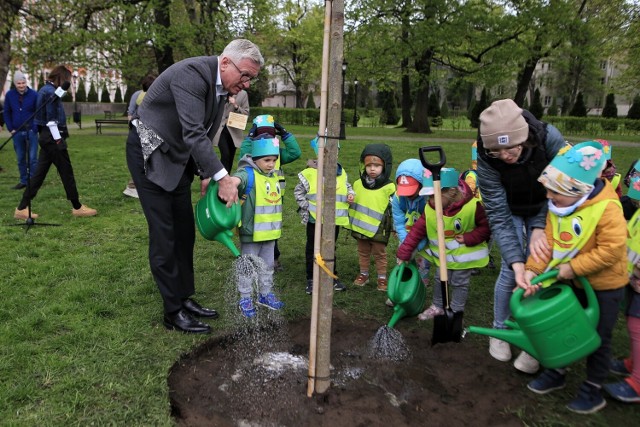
[467,269,600,369]
[387,261,426,328]
[195,181,242,257]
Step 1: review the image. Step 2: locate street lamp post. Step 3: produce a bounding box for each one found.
[352,79,359,127]
[72,71,82,129]
[339,60,347,140]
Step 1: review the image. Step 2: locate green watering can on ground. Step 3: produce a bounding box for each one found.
[195,181,242,257]
[467,270,601,369]
[387,261,426,328]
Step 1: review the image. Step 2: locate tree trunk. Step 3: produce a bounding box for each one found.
[513,57,539,107]
[407,50,433,133]
[0,1,24,93]
[153,0,175,73]
[401,59,412,128]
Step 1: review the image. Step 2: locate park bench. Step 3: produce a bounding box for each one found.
[104,110,115,119]
[95,119,129,134]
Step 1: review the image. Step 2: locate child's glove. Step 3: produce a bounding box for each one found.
[247,123,257,138]
[274,122,290,139]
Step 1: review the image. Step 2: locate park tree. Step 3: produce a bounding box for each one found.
[602,93,618,118]
[628,95,640,120]
[88,82,98,102]
[547,98,558,116]
[101,84,111,103]
[114,86,123,103]
[570,92,587,117]
[378,89,399,126]
[529,88,544,119]
[428,92,441,118]
[76,78,87,102]
[469,88,489,129]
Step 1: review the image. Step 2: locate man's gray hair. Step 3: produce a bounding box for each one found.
[222,39,264,67]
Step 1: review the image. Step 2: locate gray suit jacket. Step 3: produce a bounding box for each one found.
[138,56,226,191]
[213,90,249,148]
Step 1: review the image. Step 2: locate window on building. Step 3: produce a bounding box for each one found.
[497,85,504,95]
[600,77,606,85]
[600,60,607,70]
[270,82,277,94]
[543,96,552,106]
[283,75,289,85]
[595,97,602,108]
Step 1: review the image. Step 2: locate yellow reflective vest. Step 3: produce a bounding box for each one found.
[424,200,489,269]
[300,168,350,226]
[349,181,395,238]
[252,171,283,242]
[628,209,640,274]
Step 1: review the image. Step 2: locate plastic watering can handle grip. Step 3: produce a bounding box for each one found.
[514,270,596,315]
[419,146,446,181]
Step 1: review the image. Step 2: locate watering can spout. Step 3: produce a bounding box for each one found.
[466,326,538,360]
[215,231,241,258]
[387,306,407,329]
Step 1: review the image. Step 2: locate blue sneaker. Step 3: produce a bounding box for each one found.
[238,298,257,318]
[609,358,631,376]
[527,369,566,395]
[257,293,285,310]
[566,382,606,414]
[603,380,640,403]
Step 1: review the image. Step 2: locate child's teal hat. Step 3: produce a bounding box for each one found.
[252,114,276,138]
[596,139,612,160]
[628,177,640,201]
[441,167,460,189]
[419,170,434,196]
[251,135,280,160]
[471,141,478,161]
[539,141,606,197]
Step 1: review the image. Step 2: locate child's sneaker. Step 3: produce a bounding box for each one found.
[353,273,369,286]
[305,280,313,295]
[566,382,606,414]
[609,358,631,376]
[527,369,566,395]
[377,277,388,292]
[238,298,257,318]
[333,279,347,292]
[603,379,640,403]
[257,293,285,310]
[513,351,540,374]
[417,304,444,321]
[489,337,512,362]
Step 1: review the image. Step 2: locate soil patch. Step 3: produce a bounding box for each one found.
[168,309,537,426]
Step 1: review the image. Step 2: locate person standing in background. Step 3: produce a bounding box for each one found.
[213,89,249,173]
[3,71,39,190]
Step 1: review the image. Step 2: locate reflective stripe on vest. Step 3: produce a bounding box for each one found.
[543,199,616,286]
[611,173,621,190]
[628,209,640,274]
[349,181,395,237]
[301,168,350,226]
[424,200,489,269]
[253,172,282,241]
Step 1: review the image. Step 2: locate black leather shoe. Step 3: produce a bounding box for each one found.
[163,309,211,334]
[182,298,219,319]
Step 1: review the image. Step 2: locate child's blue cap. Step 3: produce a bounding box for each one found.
[310,135,339,156]
[419,170,434,196]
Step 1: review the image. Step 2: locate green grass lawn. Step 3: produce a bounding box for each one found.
[0,123,638,425]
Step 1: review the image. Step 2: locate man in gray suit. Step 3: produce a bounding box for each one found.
[126,39,264,334]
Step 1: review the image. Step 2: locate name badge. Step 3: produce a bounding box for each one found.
[227,112,248,130]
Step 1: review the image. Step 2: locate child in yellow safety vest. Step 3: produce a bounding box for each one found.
[349,144,395,291]
[294,136,355,295]
[232,134,286,318]
[396,167,491,320]
[521,141,628,414]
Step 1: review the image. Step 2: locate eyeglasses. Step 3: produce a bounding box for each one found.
[486,145,522,158]
[228,59,258,84]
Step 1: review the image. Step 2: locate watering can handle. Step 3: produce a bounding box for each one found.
[514,269,593,302]
[419,146,446,181]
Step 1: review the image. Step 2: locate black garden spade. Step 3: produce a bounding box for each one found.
[419,146,464,345]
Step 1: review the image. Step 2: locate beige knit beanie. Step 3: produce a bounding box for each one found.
[479,99,529,150]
